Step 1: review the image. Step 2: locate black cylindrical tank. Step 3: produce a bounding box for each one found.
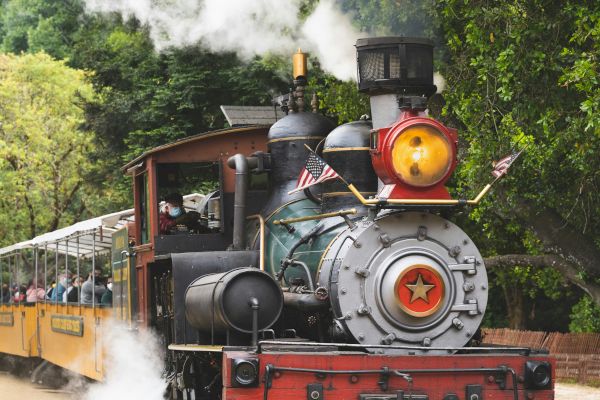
[264,112,335,214]
[321,120,378,212]
[185,267,283,333]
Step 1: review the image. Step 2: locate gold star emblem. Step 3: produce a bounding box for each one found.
[405,273,435,303]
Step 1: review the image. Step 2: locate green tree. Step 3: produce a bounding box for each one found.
[0,0,83,59]
[436,0,600,328]
[0,52,101,245]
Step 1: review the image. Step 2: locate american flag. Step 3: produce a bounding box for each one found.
[492,148,524,178]
[288,151,340,194]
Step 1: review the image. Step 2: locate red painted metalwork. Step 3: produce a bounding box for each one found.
[223,351,555,400]
[370,110,458,199]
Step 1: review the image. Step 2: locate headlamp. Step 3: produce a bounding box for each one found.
[524,361,552,390]
[231,358,259,387]
[391,125,452,187]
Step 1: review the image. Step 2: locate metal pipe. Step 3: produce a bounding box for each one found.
[283,292,327,311]
[8,254,12,306]
[273,208,357,225]
[76,237,80,308]
[347,183,492,206]
[92,231,96,308]
[44,244,47,303]
[55,242,58,307]
[16,251,20,308]
[247,214,265,271]
[249,297,259,347]
[65,240,68,308]
[289,260,314,291]
[34,247,38,298]
[227,154,250,250]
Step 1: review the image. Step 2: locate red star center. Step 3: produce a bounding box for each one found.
[405,273,435,303]
[395,265,445,317]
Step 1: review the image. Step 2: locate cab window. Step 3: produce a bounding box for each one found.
[156,162,222,235]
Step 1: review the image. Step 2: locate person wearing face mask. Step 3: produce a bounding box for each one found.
[101,276,113,306]
[81,269,106,305]
[50,273,69,302]
[159,192,185,234]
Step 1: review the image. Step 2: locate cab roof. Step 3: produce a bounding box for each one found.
[121,125,269,173]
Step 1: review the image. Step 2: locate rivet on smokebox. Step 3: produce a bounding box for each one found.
[357,304,371,315]
[452,318,464,330]
[381,332,396,345]
[417,226,427,241]
[379,233,391,247]
[355,268,369,278]
[449,246,461,257]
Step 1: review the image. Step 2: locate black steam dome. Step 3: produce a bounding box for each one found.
[264,112,335,214]
[355,37,436,97]
[268,112,334,142]
[321,120,377,212]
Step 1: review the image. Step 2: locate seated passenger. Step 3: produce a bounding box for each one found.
[0,283,9,303]
[67,276,83,303]
[26,279,45,302]
[49,274,68,302]
[80,269,106,305]
[159,193,201,234]
[13,284,26,303]
[101,277,113,306]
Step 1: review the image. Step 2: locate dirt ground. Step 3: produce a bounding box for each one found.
[555,382,600,399]
[1,372,599,399]
[0,372,72,399]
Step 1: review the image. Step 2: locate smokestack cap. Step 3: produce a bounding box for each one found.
[355,37,436,97]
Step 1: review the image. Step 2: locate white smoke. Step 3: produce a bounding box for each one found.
[83,321,166,400]
[434,72,446,93]
[83,0,366,81]
[301,1,361,81]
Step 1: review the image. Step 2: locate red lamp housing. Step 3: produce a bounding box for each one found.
[370,110,458,200]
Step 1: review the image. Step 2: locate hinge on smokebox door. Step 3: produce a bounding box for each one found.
[448,256,478,275]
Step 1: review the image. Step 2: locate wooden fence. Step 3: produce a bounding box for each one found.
[482,328,600,385]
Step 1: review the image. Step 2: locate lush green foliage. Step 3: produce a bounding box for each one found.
[0,52,100,245]
[436,0,600,330]
[0,0,598,331]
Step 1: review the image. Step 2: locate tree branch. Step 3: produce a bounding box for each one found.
[512,198,600,279]
[484,254,600,305]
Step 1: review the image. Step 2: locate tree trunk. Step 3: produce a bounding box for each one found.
[501,280,525,329]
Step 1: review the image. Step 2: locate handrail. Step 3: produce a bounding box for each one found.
[347,183,493,206]
[247,215,266,271]
[273,208,357,225]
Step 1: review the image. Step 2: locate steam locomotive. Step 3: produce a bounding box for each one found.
[148,37,553,399]
[0,37,554,399]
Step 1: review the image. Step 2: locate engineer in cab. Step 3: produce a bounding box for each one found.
[159,192,201,234]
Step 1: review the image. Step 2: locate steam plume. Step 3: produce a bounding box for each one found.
[83,321,166,400]
[83,0,366,81]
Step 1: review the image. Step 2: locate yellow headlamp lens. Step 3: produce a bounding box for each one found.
[391,125,452,187]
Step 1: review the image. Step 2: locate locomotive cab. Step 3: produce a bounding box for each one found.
[122,126,270,329]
